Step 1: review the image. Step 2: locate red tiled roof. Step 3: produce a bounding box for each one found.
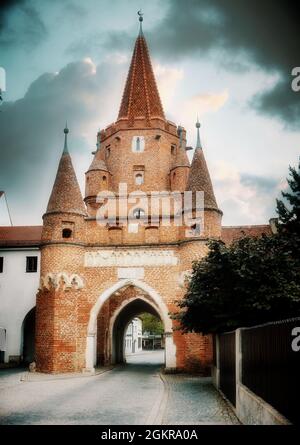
[118,34,165,124]
[46,151,86,216]
[221,225,272,245]
[187,148,219,210]
[0,226,42,247]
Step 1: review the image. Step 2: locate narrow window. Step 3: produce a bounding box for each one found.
[136,137,141,152]
[171,145,176,155]
[26,256,38,273]
[132,136,144,152]
[0,257,3,273]
[135,173,144,185]
[62,228,72,239]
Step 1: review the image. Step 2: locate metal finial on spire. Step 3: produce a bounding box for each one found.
[196,117,202,149]
[63,122,69,153]
[138,9,143,35]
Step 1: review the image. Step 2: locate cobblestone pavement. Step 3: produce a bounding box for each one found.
[0,351,239,425]
[160,374,239,425]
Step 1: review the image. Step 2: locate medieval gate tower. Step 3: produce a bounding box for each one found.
[35,15,222,374]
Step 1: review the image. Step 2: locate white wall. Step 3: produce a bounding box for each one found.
[125,317,142,354]
[0,248,40,362]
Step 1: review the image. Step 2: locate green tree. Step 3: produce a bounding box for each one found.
[276,159,300,255]
[139,313,163,335]
[176,160,300,333]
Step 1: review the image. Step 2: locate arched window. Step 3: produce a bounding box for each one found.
[132,136,145,152]
[136,137,141,152]
[135,173,144,185]
[62,228,72,239]
[103,175,107,182]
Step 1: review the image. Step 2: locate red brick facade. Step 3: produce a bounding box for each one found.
[30,28,272,374]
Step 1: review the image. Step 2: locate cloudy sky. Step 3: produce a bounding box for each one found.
[0,0,299,226]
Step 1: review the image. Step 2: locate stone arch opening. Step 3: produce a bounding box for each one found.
[111,297,163,365]
[22,306,36,364]
[85,279,176,372]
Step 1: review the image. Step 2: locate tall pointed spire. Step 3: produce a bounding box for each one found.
[118,12,165,124]
[187,123,218,210]
[45,127,86,216]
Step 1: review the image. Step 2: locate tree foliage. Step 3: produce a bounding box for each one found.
[276,161,300,255]
[139,313,164,335]
[176,160,300,333]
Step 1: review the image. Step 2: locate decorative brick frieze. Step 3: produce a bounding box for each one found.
[39,272,84,291]
[84,249,178,267]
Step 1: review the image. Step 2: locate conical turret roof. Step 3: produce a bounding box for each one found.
[46,128,86,216]
[187,148,218,210]
[118,31,165,123]
[87,157,109,173]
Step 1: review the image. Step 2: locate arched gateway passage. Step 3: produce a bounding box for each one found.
[85,279,176,372]
[111,297,162,364]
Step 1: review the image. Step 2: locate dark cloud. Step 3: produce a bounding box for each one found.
[251,77,300,129]
[151,0,300,68]
[0,57,124,224]
[0,1,24,29]
[96,0,300,129]
[0,0,47,48]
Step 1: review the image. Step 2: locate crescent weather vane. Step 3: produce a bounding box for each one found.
[137,9,144,34]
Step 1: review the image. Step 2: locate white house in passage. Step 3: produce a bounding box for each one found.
[124,317,142,355]
[0,227,41,364]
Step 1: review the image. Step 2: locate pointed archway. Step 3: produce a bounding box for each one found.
[22,307,36,364]
[85,279,176,372]
[109,296,163,365]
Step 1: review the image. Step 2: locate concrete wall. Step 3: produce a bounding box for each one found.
[0,248,40,363]
[236,383,291,425]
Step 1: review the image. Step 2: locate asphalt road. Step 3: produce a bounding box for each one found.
[0,351,238,425]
